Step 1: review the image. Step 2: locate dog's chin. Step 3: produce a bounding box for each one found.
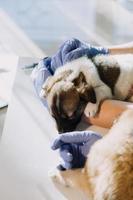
[57,115,82,133]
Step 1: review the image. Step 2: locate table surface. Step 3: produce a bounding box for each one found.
[0,55,18,135]
[0,57,67,200]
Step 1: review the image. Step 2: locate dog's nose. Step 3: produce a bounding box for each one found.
[67,112,74,118]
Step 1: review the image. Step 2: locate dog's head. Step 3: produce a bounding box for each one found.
[42,81,96,133]
[46,81,83,132]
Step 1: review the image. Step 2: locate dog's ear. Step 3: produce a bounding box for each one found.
[48,81,74,117]
[40,76,55,98]
[50,93,65,132]
[41,70,73,98]
[50,93,58,117]
[73,72,96,103]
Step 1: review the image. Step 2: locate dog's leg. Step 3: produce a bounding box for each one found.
[84,84,112,117]
[95,83,113,103]
[49,168,90,199]
[49,168,69,187]
[83,65,112,117]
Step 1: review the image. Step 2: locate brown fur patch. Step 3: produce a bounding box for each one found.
[59,88,80,117]
[112,142,133,200]
[73,72,87,87]
[50,86,84,132]
[95,63,120,95]
[73,72,96,103]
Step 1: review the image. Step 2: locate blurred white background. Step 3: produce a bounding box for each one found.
[0,0,132,55]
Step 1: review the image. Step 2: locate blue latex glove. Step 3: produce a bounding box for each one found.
[51,131,102,170]
[31,38,109,107]
[31,59,51,108]
[48,38,109,73]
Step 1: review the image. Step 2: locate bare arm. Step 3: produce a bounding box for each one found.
[107,42,133,54]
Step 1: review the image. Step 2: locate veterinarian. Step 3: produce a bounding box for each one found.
[32,38,133,169]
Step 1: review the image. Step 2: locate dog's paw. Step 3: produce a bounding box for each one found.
[48,168,60,181]
[48,168,69,187]
[84,103,98,117]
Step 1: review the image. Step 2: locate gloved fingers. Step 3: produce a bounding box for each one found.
[60,131,100,144]
[59,131,86,144]
[64,45,109,63]
[51,131,101,150]
[62,38,81,56]
[60,149,73,162]
[50,38,83,72]
[51,138,63,150]
[90,46,109,56]
[81,134,102,156]
[51,131,102,150]
[32,61,52,97]
[81,132,102,145]
[51,133,76,150]
[64,47,88,63]
[60,159,72,170]
[57,164,66,171]
[85,133,102,146]
[32,60,51,82]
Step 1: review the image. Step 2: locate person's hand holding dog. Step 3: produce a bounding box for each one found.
[51,131,102,170]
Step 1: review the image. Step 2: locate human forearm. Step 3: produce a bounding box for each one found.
[107,42,133,54]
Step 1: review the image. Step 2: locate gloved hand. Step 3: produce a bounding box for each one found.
[51,38,109,71]
[51,131,102,170]
[31,59,52,108]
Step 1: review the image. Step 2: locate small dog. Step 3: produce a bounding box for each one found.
[41,54,133,132]
[51,109,133,200]
[41,79,96,132]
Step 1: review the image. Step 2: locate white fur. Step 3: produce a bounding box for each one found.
[94,54,133,100]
